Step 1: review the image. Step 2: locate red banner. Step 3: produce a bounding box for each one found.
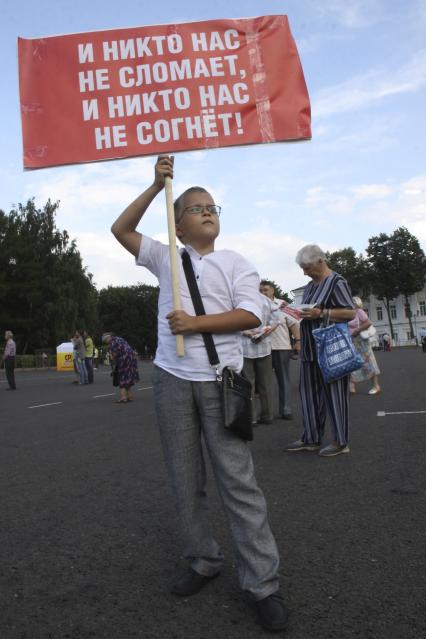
[18,15,311,169]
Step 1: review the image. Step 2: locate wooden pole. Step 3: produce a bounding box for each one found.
[164,175,185,357]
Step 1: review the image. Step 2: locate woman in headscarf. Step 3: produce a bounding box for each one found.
[102,333,140,403]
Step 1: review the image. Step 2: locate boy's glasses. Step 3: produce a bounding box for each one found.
[182,204,221,216]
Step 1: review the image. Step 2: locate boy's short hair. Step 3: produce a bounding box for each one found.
[174,187,210,223]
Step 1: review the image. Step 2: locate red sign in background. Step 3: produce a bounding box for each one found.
[18,15,311,169]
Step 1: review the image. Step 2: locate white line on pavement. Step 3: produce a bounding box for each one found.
[93,393,115,398]
[377,410,426,417]
[137,386,153,391]
[28,402,63,409]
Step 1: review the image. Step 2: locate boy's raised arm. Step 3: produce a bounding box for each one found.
[111,156,174,257]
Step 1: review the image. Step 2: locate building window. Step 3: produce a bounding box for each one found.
[406,331,412,341]
[376,306,383,321]
[420,301,426,316]
[390,305,397,319]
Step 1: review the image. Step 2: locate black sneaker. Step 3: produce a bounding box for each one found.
[171,568,219,596]
[255,592,288,631]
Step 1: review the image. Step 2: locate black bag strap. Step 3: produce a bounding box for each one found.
[181,250,220,369]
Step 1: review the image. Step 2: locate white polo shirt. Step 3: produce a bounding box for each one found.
[269,297,299,351]
[136,236,263,381]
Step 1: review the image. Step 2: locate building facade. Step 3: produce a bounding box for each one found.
[291,284,426,345]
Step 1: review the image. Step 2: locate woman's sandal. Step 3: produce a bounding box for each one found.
[116,398,128,403]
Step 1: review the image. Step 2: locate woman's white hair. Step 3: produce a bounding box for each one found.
[295,244,326,266]
[353,296,363,309]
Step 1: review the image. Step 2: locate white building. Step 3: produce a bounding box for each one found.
[291,284,426,345]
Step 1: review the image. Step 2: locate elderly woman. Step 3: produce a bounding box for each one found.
[285,245,356,457]
[348,297,381,395]
[102,333,140,403]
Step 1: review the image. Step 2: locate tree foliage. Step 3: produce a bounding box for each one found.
[98,284,159,356]
[366,227,426,338]
[325,247,370,296]
[0,199,99,352]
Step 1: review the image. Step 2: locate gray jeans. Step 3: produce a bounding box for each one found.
[152,365,280,600]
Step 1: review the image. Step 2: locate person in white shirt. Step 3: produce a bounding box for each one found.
[242,296,283,424]
[111,156,287,632]
[259,281,300,420]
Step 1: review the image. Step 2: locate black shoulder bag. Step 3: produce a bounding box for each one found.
[181,250,253,441]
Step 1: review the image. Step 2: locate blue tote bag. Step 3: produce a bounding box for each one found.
[312,322,363,383]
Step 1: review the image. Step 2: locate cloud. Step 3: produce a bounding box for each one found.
[23,157,155,229]
[351,184,394,199]
[254,200,281,209]
[311,0,385,28]
[215,231,337,293]
[314,49,426,119]
[75,230,159,290]
[303,175,426,251]
[305,186,354,216]
[313,116,398,153]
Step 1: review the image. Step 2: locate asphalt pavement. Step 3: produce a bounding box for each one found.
[1,350,425,639]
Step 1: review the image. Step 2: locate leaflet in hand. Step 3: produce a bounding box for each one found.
[279,303,315,320]
[250,325,272,342]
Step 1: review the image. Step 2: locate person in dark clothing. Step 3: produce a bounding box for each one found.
[2,330,17,390]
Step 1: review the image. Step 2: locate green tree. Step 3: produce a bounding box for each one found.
[366,227,426,340]
[98,284,159,356]
[325,248,370,296]
[0,199,99,352]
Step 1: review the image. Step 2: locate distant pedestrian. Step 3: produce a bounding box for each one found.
[2,330,17,390]
[102,333,139,403]
[382,333,392,351]
[73,330,88,385]
[83,330,94,384]
[70,338,80,383]
[348,297,381,395]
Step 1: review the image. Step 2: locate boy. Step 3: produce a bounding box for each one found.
[111,156,287,632]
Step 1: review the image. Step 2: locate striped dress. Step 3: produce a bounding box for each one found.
[299,272,354,446]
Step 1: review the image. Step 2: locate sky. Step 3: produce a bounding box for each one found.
[2,0,426,295]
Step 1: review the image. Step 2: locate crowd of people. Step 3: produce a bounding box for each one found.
[107,156,395,632]
[1,328,141,402]
[3,155,419,633]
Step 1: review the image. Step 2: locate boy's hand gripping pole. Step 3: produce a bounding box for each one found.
[165,175,185,357]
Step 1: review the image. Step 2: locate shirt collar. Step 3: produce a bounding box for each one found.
[180,244,215,259]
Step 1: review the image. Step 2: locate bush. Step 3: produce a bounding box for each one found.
[15,354,57,368]
[16,355,35,368]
